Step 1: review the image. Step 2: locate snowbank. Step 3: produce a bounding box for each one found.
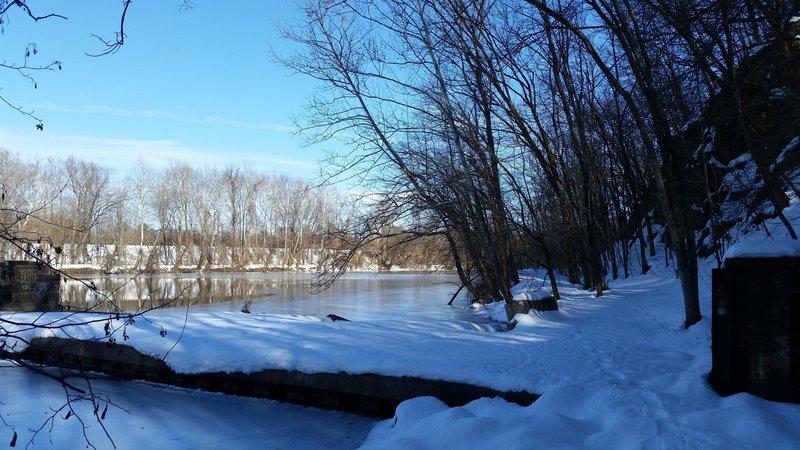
[723,239,800,259]
[4,267,800,449]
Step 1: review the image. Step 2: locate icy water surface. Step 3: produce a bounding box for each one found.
[63,272,489,323]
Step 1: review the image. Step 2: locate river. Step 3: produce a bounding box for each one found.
[50,271,496,447]
[62,271,490,324]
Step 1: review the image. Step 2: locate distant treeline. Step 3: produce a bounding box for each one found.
[0,151,452,271]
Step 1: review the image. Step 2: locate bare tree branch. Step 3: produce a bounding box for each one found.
[86,0,132,57]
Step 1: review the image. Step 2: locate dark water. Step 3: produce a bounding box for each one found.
[63,272,489,323]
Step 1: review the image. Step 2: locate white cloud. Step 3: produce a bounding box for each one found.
[36,103,297,132]
[0,127,318,178]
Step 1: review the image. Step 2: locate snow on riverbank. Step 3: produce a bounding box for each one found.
[0,361,376,450]
[4,203,800,448]
[363,271,800,449]
[0,275,713,396]
[4,263,800,449]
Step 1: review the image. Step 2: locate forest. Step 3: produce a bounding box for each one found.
[279,0,800,327]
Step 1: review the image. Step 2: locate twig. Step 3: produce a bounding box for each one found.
[86,0,131,57]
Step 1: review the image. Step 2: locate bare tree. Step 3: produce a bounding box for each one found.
[124,158,156,270]
[222,165,265,269]
[519,0,704,326]
[194,166,224,270]
[162,162,198,270]
[281,0,525,309]
[62,157,121,264]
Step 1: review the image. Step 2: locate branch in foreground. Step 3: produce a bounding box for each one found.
[0,92,43,128]
[86,0,132,57]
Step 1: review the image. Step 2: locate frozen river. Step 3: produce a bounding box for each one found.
[63,271,490,324]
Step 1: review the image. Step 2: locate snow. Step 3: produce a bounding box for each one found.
[4,264,800,449]
[3,211,800,448]
[772,136,799,171]
[0,362,375,449]
[724,239,800,259]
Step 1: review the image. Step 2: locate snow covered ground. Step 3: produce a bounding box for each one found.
[4,262,800,449]
[0,363,376,449]
[362,272,800,449]
[3,209,800,448]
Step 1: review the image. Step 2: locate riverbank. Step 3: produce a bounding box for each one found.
[58,262,452,276]
[8,335,537,417]
[4,264,800,449]
[41,243,453,276]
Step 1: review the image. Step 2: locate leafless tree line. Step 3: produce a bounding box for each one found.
[282,0,800,325]
[0,150,392,271]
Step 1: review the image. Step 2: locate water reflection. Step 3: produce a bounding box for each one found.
[64,273,278,311]
[63,272,489,324]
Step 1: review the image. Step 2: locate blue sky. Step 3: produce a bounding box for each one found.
[0,1,325,180]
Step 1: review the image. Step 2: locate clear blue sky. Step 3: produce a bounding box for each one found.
[0,1,325,180]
